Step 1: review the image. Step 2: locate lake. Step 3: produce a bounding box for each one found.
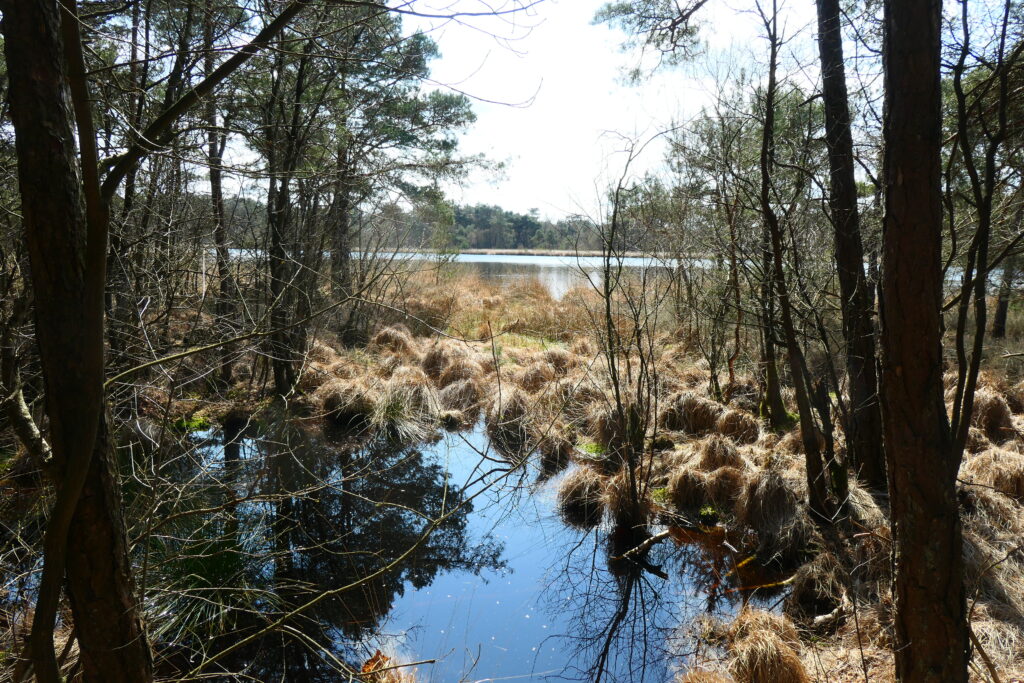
[389,252,683,299]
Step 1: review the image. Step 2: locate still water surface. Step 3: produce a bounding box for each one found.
[200,420,753,682]
[394,252,679,299]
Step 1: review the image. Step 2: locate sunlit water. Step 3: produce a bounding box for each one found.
[194,421,756,682]
[226,248,686,299]
[394,253,682,299]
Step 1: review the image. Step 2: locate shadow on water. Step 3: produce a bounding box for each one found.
[147,415,504,681]
[143,412,779,682]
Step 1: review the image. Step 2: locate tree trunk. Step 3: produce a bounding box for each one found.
[758,0,832,521]
[814,0,886,490]
[992,255,1016,339]
[0,1,153,681]
[880,0,969,679]
[65,414,153,682]
[760,227,790,429]
[330,142,355,300]
[205,0,236,388]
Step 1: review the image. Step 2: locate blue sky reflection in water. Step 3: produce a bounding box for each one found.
[195,417,760,681]
[367,426,748,682]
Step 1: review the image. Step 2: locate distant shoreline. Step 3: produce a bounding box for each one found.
[416,248,677,258]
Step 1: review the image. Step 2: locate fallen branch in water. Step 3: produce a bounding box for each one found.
[610,529,672,562]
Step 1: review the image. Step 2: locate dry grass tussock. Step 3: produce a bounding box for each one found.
[538,430,574,478]
[485,387,532,461]
[967,426,993,454]
[666,437,753,517]
[971,388,1017,443]
[371,377,440,441]
[729,609,801,650]
[678,363,712,389]
[777,428,826,456]
[421,341,469,380]
[516,361,556,393]
[438,378,483,413]
[733,468,816,569]
[661,392,724,435]
[437,356,483,388]
[552,375,606,420]
[728,625,809,683]
[695,435,747,471]
[667,466,711,514]
[724,375,760,412]
[843,478,888,530]
[705,467,748,509]
[784,552,847,623]
[601,464,657,522]
[543,347,578,373]
[369,324,419,356]
[557,465,606,529]
[583,402,633,454]
[960,447,1024,499]
[307,339,340,365]
[314,378,375,429]
[675,671,733,682]
[716,409,760,444]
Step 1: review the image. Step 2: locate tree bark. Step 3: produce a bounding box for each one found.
[0,1,153,681]
[880,0,969,680]
[991,255,1016,339]
[814,0,886,490]
[65,414,153,682]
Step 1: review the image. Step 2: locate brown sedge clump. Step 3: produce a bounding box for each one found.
[556,465,606,530]
[667,466,710,515]
[542,347,578,374]
[421,341,468,380]
[390,365,430,386]
[695,434,746,471]
[314,379,375,430]
[485,387,532,461]
[601,464,655,524]
[783,551,848,624]
[517,361,557,393]
[437,357,483,389]
[370,376,441,441]
[704,467,747,510]
[960,447,1024,499]
[716,409,760,444]
[438,377,483,414]
[553,376,605,420]
[733,469,815,569]
[971,388,1017,443]
[727,630,809,683]
[723,610,808,683]
[307,339,341,365]
[660,393,724,435]
[728,609,800,650]
[538,430,574,479]
[674,671,733,683]
[368,324,418,356]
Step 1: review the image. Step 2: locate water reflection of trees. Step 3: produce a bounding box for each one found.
[547,520,775,683]
[145,416,504,681]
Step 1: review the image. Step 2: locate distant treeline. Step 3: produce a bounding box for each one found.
[218,196,602,253]
[446,204,597,251]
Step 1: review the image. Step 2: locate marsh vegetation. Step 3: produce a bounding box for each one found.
[2,0,1024,682]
